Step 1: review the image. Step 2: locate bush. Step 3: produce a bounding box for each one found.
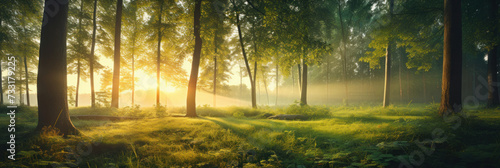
[283,104,330,119]
[113,105,148,118]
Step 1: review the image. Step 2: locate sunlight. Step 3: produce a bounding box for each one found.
[135,70,176,93]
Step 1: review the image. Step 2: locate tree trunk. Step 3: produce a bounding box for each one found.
[297,64,302,93]
[383,44,392,107]
[407,68,410,102]
[0,19,3,105]
[300,59,308,106]
[488,47,499,107]
[326,55,330,103]
[439,0,462,115]
[275,62,279,106]
[423,73,427,103]
[132,47,135,105]
[487,0,499,107]
[252,61,257,108]
[186,0,202,117]
[24,55,30,106]
[261,68,269,105]
[156,2,162,107]
[338,0,349,105]
[90,0,97,108]
[383,0,394,108]
[236,12,256,108]
[111,0,123,108]
[76,59,80,107]
[399,49,403,102]
[37,0,78,135]
[213,35,217,107]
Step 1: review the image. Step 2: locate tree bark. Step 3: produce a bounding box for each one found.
[338,0,349,105]
[275,61,279,106]
[298,64,302,92]
[37,0,78,135]
[186,0,202,117]
[261,68,269,105]
[111,0,123,108]
[156,2,163,107]
[0,19,3,105]
[399,49,403,102]
[236,12,256,108]
[75,0,83,108]
[90,0,97,108]
[383,0,394,108]
[300,59,308,106]
[24,55,30,106]
[487,0,499,107]
[439,0,462,115]
[76,59,80,107]
[213,35,217,107]
[423,73,427,103]
[253,61,257,108]
[132,43,135,105]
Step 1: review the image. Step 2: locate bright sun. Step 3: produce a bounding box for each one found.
[135,70,176,93]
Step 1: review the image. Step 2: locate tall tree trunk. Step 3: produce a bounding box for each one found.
[300,59,308,106]
[261,68,269,105]
[326,55,330,103]
[24,55,30,106]
[407,69,410,102]
[423,73,427,103]
[275,61,279,106]
[0,19,3,105]
[253,61,257,108]
[399,49,403,102]
[298,64,302,93]
[156,2,162,107]
[213,35,217,107]
[383,45,392,107]
[292,66,295,96]
[21,17,30,106]
[132,45,135,105]
[383,0,394,108]
[186,0,202,117]
[111,0,123,108]
[338,0,349,105]
[37,0,78,135]
[90,0,97,108]
[19,71,23,105]
[76,60,80,107]
[487,0,499,107]
[236,12,256,108]
[75,0,83,108]
[439,0,462,115]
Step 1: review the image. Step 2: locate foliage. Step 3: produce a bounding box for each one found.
[2,105,500,167]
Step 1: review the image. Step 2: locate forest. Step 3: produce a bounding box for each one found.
[1,0,500,167]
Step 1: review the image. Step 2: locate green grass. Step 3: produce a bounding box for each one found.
[1,104,500,167]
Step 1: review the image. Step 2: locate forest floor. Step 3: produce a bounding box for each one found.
[1,104,500,167]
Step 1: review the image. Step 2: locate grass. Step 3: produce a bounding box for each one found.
[1,104,499,167]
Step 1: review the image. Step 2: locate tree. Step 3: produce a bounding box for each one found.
[382,0,394,108]
[111,0,123,108]
[231,0,257,108]
[156,0,163,107]
[89,0,97,108]
[37,0,79,135]
[68,0,91,107]
[123,0,145,106]
[439,0,462,115]
[186,0,202,117]
[486,0,499,107]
